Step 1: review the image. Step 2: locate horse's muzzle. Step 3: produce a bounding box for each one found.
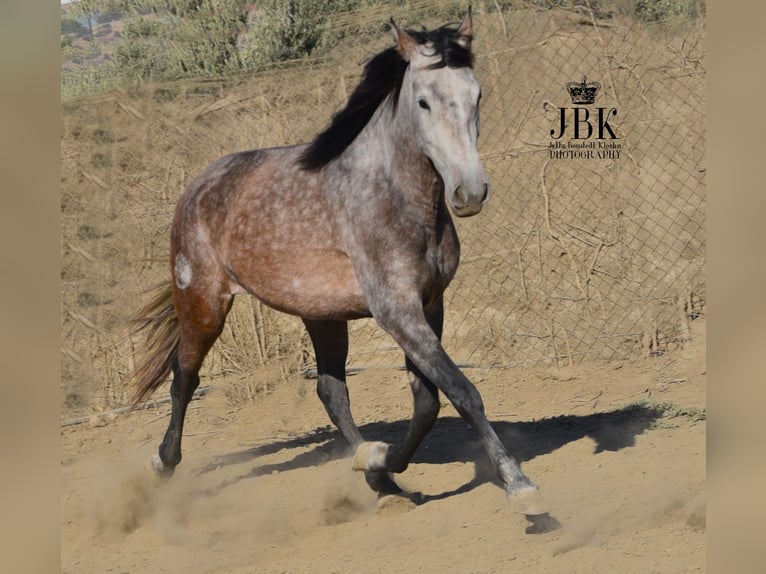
[450,182,490,217]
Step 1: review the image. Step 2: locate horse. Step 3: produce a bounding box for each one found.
[129,8,558,532]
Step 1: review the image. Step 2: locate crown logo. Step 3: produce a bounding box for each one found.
[567,76,600,105]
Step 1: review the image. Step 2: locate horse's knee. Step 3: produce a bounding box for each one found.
[416,390,440,420]
[446,376,486,420]
[316,376,341,406]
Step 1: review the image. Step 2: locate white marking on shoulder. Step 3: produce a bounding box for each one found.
[175,253,192,289]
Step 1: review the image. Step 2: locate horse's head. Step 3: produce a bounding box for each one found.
[393,9,490,217]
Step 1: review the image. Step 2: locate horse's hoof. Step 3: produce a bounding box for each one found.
[525,512,561,534]
[507,485,561,533]
[351,441,389,471]
[507,484,549,516]
[144,454,174,485]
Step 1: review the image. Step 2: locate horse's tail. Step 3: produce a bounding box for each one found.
[127,282,180,407]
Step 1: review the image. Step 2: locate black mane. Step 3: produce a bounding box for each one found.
[298,24,474,172]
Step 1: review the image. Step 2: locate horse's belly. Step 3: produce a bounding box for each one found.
[228,249,371,321]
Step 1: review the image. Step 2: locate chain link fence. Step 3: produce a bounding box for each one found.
[60,0,705,413]
[440,2,706,368]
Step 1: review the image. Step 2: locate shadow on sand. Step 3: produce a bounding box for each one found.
[193,401,669,502]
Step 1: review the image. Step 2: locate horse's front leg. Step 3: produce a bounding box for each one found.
[355,298,556,525]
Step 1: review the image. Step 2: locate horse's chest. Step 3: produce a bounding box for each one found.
[424,220,460,293]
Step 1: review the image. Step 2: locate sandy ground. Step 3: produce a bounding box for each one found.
[61,318,705,573]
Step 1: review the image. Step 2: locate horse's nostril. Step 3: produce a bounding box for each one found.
[454,185,468,205]
[481,183,490,204]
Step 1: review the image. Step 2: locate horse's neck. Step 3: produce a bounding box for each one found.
[341,96,439,210]
[322,96,456,267]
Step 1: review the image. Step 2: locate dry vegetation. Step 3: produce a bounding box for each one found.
[60,3,705,418]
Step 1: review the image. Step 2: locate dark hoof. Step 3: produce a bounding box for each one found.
[525,512,561,534]
[364,470,403,496]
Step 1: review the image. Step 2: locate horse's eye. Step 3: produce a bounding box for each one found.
[417,99,430,111]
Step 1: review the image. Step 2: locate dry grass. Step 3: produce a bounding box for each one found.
[60,4,705,417]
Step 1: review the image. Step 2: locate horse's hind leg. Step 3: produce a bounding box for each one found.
[302,320,362,448]
[151,278,233,478]
[303,319,402,496]
[390,362,441,471]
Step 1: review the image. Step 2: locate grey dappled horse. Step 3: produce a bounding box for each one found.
[129,9,558,532]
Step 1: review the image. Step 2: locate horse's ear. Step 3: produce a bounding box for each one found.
[390,17,418,61]
[456,6,473,49]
